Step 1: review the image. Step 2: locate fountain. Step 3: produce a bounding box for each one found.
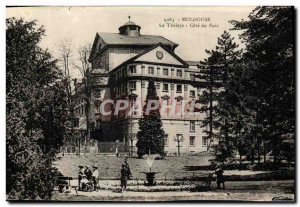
[141,154,161,186]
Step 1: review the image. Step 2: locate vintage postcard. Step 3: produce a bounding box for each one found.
[6,6,295,202]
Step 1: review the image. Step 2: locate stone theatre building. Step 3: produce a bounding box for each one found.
[74,18,209,155]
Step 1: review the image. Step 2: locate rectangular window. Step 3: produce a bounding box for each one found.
[190,121,195,132]
[157,67,161,75]
[122,83,127,94]
[148,67,154,74]
[116,86,120,96]
[81,105,84,115]
[95,89,101,98]
[163,83,169,92]
[129,65,136,74]
[156,82,161,89]
[105,57,108,68]
[190,90,196,98]
[189,136,195,146]
[177,70,183,77]
[129,81,136,90]
[164,134,168,146]
[74,118,79,127]
[176,84,182,93]
[163,68,169,76]
[202,137,207,146]
[190,73,195,81]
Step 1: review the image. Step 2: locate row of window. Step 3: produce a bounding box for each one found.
[129,81,196,97]
[113,66,199,84]
[129,65,184,77]
[74,118,204,145]
[164,134,208,147]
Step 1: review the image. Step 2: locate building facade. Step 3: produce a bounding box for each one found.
[74,19,209,155]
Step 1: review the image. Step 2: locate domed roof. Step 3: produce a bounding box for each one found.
[119,20,141,30]
[119,16,141,32]
[123,21,139,26]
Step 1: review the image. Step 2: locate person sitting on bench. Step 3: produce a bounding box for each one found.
[80,175,92,192]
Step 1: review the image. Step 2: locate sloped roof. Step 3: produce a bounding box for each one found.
[98,33,178,47]
[185,60,200,66]
[108,43,188,74]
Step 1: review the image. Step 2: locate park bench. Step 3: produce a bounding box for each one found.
[56,176,78,195]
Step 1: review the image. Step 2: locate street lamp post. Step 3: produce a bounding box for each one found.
[175,134,184,156]
[128,89,137,157]
[129,133,136,157]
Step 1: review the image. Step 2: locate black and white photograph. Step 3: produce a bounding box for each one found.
[5,6,295,202]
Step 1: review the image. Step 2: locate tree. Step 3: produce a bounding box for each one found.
[136,79,165,158]
[57,38,73,110]
[195,51,222,152]
[75,44,93,147]
[74,44,92,78]
[73,43,106,148]
[231,6,295,164]
[6,18,68,199]
[196,31,242,162]
[222,61,256,165]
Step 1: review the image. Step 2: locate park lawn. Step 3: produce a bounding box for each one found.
[53,153,215,180]
[52,153,291,181]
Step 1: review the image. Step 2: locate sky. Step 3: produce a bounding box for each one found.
[6,6,254,78]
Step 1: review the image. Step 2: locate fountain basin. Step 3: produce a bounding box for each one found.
[141,172,161,186]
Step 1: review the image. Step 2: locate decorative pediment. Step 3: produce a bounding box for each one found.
[134,45,186,67]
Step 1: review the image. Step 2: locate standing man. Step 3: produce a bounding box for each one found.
[215,165,225,189]
[84,165,93,181]
[124,157,132,179]
[120,164,128,192]
[92,165,99,191]
[78,165,84,190]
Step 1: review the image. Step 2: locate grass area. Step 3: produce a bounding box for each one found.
[52,153,295,202]
[53,153,295,181]
[53,153,215,180]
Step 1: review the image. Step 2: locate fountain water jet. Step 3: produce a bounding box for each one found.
[146,154,159,172]
[141,154,161,186]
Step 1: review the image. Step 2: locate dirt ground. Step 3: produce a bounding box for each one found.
[51,180,294,202]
